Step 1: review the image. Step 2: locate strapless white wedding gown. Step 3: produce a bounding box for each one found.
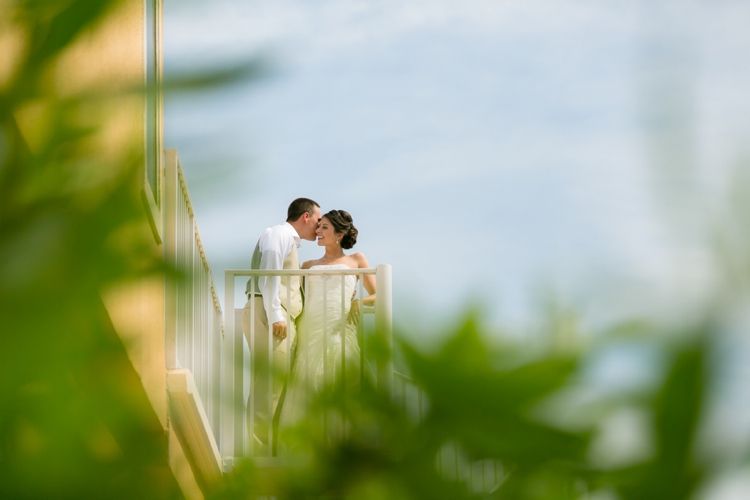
[279,264,363,430]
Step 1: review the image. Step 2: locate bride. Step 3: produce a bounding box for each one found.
[278,209,376,434]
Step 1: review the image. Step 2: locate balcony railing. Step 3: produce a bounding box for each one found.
[164,149,225,483]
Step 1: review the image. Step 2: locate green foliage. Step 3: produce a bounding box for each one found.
[599,335,708,500]
[403,319,589,498]
[212,314,738,500]
[0,0,180,497]
[404,318,587,464]
[2,1,748,499]
[1,1,268,496]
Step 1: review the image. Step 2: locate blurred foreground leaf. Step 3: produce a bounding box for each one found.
[0,0,180,497]
[601,333,708,500]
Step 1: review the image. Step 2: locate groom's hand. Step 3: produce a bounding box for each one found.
[347,299,361,325]
[272,321,287,339]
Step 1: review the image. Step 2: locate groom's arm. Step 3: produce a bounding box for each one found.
[258,248,284,325]
[257,228,293,337]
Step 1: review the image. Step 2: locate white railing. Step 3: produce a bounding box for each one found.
[223,265,393,459]
[164,149,225,481]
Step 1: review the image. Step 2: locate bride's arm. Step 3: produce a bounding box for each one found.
[353,253,376,305]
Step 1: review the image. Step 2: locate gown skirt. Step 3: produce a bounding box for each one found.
[278,264,364,437]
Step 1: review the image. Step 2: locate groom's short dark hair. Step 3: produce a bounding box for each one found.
[287,198,320,222]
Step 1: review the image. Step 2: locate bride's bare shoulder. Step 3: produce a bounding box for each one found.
[301,259,318,269]
[350,252,370,268]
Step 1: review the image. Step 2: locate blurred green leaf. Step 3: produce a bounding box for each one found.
[164,59,269,95]
[402,317,588,466]
[601,334,707,500]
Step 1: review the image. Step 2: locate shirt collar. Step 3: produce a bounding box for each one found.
[285,222,302,248]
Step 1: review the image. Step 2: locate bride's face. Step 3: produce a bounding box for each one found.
[316,217,341,247]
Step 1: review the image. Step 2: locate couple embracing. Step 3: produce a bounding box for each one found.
[241,198,376,453]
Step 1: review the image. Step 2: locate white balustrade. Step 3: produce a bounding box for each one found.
[164,149,225,474]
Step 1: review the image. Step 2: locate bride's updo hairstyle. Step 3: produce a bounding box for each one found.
[324,210,358,249]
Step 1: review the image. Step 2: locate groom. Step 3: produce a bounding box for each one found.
[242,197,321,453]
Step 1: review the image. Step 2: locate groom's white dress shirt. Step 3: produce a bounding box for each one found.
[256,222,301,325]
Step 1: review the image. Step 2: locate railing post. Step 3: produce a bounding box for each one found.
[375,264,393,393]
[221,271,236,462]
[164,148,178,369]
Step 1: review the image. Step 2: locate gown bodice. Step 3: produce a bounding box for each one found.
[303,265,358,330]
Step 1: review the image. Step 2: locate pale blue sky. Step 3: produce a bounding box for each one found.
[164,3,750,486]
[164,0,750,333]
